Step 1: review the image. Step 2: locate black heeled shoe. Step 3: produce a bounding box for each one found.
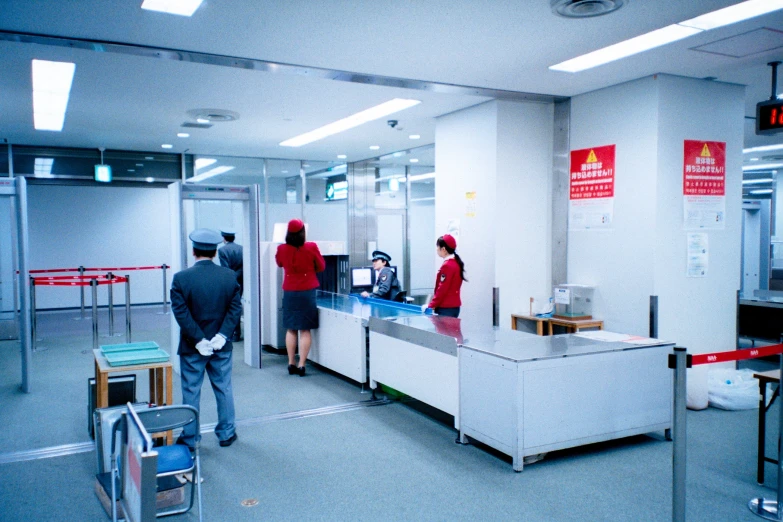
[288,364,297,375]
[297,365,306,377]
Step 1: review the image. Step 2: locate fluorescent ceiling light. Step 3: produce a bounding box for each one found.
[141,0,204,17]
[408,172,435,182]
[34,158,54,177]
[744,163,783,171]
[370,145,380,150]
[750,189,774,194]
[195,158,216,170]
[32,59,75,131]
[196,118,209,124]
[409,159,419,163]
[550,0,783,73]
[161,144,173,149]
[409,135,421,140]
[744,144,783,154]
[679,0,783,31]
[742,178,774,185]
[337,154,347,159]
[189,165,234,183]
[177,133,190,138]
[146,177,155,183]
[280,98,421,147]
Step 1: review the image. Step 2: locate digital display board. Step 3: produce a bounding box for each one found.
[756,99,783,135]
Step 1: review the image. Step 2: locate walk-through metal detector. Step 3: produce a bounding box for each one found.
[168,182,262,373]
[0,177,32,392]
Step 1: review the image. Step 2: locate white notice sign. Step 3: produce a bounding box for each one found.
[554,287,570,304]
[686,233,708,277]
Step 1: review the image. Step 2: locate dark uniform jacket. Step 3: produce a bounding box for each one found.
[372,266,401,301]
[218,242,243,292]
[171,260,242,356]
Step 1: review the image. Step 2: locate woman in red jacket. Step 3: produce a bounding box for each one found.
[275,219,326,376]
[428,234,467,317]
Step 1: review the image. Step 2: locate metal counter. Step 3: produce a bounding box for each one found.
[369,315,674,471]
[309,291,428,384]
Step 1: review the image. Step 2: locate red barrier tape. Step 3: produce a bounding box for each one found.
[27,265,166,274]
[691,344,783,365]
[32,276,128,286]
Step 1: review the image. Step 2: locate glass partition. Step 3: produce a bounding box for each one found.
[266,159,302,242]
[305,161,347,243]
[408,165,436,297]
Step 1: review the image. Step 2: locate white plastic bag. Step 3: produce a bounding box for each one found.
[707,368,760,410]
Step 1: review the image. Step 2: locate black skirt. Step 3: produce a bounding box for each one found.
[282,289,319,330]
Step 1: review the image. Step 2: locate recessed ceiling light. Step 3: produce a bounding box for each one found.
[136,163,144,167]
[128,169,135,172]
[32,59,75,131]
[280,98,421,147]
[742,178,774,185]
[145,156,154,160]
[34,158,54,177]
[393,152,404,158]
[177,133,190,138]
[141,0,204,17]
[161,144,173,149]
[146,177,155,183]
[337,154,347,159]
[744,163,783,171]
[302,164,310,167]
[744,144,783,154]
[282,170,288,174]
[196,118,210,124]
[750,158,760,161]
[409,159,419,163]
[409,135,421,140]
[370,145,380,150]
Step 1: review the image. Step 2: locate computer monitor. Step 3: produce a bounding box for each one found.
[351,267,373,288]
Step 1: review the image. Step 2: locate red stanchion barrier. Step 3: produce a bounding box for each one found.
[31,276,128,286]
[26,264,166,274]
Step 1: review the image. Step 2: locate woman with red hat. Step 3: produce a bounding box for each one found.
[428,234,466,317]
[275,219,326,376]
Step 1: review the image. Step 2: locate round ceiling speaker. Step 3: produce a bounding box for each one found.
[551,0,626,18]
[186,108,240,122]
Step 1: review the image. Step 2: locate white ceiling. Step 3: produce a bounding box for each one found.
[2,1,783,182]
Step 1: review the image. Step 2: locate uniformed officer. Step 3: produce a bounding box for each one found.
[219,229,243,341]
[171,229,242,449]
[361,250,401,301]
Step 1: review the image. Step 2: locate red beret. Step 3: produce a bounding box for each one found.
[442,234,457,250]
[288,219,304,233]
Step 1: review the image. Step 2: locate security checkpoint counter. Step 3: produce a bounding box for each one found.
[309,291,430,384]
[459,332,674,471]
[368,314,489,429]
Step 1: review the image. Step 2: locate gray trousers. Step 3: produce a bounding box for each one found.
[179,346,236,446]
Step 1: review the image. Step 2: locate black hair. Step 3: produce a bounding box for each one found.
[223,234,235,242]
[285,228,306,247]
[193,247,217,259]
[437,237,467,282]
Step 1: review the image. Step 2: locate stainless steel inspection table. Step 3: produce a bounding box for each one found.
[459,333,673,471]
[310,291,430,384]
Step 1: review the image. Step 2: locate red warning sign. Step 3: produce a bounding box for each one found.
[683,140,725,196]
[569,145,615,200]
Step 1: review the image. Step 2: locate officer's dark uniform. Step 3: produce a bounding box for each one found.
[369,250,401,301]
[218,230,243,340]
[171,229,242,448]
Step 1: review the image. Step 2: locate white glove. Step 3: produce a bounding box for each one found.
[210,334,227,351]
[195,339,213,357]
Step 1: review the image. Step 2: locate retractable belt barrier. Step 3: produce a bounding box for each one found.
[30,265,152,351]
[669,344,783,522]
[25,263,170,317]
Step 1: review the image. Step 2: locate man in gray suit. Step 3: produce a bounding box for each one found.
[219,229,243,341]
[171,229,242,449]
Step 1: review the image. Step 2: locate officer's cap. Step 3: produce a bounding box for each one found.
[372,250,391,263]
[189,228,223,250]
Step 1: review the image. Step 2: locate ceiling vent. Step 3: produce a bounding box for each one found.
[186,108,240,123]
[551,0,626,18]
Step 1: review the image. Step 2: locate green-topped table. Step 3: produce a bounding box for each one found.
[93,348,174,444]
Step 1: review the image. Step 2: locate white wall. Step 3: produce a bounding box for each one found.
[495,100,553,322]
[436,101,498,323]
[27,184,171,309]
[569,77,659,335]
[436,99,554,323]
[410,200,435,294]
[654,75,744,355]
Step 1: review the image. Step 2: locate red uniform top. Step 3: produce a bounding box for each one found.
[275,242,326,291]
[429,257,462,309]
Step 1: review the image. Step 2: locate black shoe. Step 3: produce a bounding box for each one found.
[297,366,306,377]
[288,364,297,375]
[219,433,238,447]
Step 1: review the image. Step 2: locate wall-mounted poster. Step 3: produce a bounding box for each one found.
[569,144,615,230]
[683,140,725,229]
